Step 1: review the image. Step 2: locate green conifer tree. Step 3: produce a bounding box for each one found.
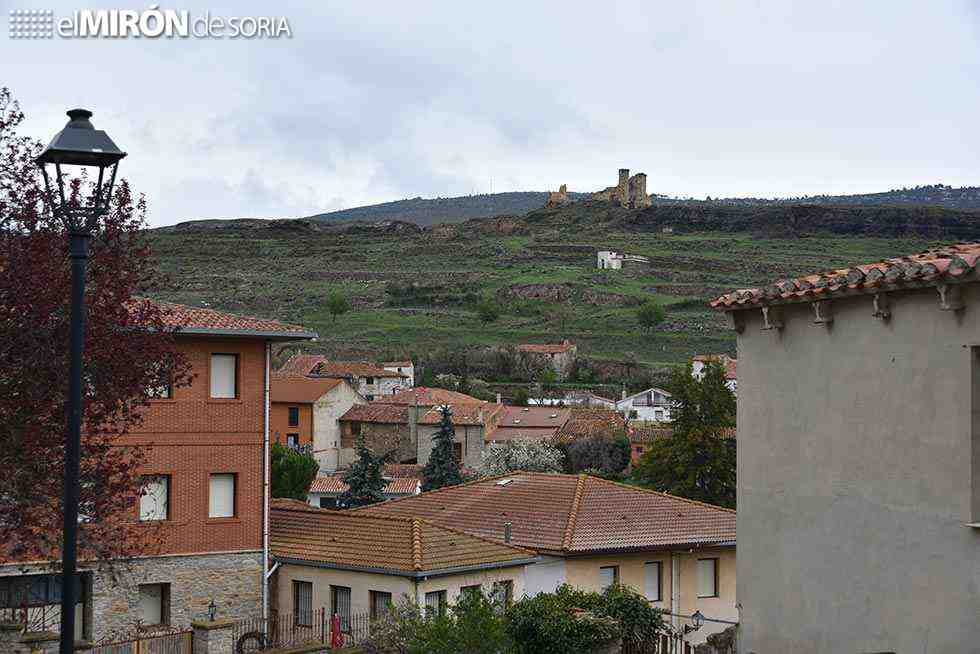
[422,405,464,491]
[338,436,386,508]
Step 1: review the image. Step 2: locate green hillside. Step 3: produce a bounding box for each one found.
[148,201,969,382]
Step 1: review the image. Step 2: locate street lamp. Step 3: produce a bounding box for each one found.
[36,108,126,654]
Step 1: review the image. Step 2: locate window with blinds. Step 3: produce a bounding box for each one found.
[210,353,238,399]
[697,558,719,598]
[599,566,619,589]
[424,590,446,616]
[491,581,513,608]
[645,561,662,601]
[293,581,313,627]
[331,585,351,630]
[208,473,235,518]
[139,475,170,521]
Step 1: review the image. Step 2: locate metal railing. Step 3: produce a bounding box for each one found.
[229,609,376,652]
[90,630,193,654]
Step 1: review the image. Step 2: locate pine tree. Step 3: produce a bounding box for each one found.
[338,436,386,508]
[422,405,463,491]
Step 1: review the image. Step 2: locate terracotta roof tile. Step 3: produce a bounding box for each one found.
[712,241,980,310]
[270,500,534,574]
[518,340,576,354]
[693,354,737,380]
[339,404,408,424]
[385,387,484,406]
[418,402,502,427]
[358,472,734,554]
[556,408,627,443]
[485,406,571,442]
[313,361,406,379]
[309,476,419,496]
[276,354,328,377]
[384,463,424,478]
[271,377,344,404]
[145,300,316,340]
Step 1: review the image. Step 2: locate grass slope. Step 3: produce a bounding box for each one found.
[147,202,952,373]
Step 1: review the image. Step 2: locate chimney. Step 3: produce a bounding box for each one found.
[621,385,628,401]
[504,522,512,543]
[496,392,502,404]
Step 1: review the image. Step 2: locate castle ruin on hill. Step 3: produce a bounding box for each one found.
[592,168,651,209]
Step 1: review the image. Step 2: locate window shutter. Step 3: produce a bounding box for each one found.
[645,562,662,601]
[210,354,237,398]
[698,559,718,597]
[209,474,235,518]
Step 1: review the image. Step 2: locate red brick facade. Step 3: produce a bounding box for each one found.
[121,337,268,555]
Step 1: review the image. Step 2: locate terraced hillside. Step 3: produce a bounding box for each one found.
[149,201,967,376]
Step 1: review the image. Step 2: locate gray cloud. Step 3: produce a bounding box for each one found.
[2,0,978,226]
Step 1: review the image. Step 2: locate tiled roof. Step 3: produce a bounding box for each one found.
[518,340,576,354]
[358,472,735,555]
[313,361,406,379]
[711,242,980,310]
[418,403,501,427]
[147,300,316,340]
[385,387,484,406]
[339,403,408,424]
[384,463,424,478]
[309,476,419,496]
[486,406,571,442]
[271,377,344,404]
[556,408,627,443]
[276,354,328,377]
[270,500,535,575]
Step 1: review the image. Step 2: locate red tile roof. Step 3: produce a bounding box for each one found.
[309,476,419,496]
[276,354,328,377]
[148,301,316,340]
[712,242,980,310]
[339,403,408,424]
[384,463,424,478]
[486,406,572,443]
[358,472,735,555]
[385,387,484,406]
[418,403,502,427]
[518,340,576,354]
[270,500,535,575]
[556,408,627,443]
[271,377,344,404]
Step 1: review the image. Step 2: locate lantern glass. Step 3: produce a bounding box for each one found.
[35,109,126,232]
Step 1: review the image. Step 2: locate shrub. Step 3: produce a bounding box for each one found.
[480,439,565,476]
[504,585,619,654]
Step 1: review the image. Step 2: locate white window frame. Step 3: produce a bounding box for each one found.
[697,558,719,598]
[644,561,662,601]
[208,473,236,518]
[209,353,238,399]
[139,475,170,521]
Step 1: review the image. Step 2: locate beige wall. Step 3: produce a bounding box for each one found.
[275,562,528,616]
[564,548,736,643]
[737,285,980,654]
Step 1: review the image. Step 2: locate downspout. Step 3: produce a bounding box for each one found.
[262,342,271,623]
[670,551,679,632]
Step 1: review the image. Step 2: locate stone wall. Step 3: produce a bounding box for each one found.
[546,184,570,208]
[339,420,416,466]
[91,550,262,642]
[591,168,651,209]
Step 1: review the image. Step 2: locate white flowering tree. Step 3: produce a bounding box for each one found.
[480,439,565,476]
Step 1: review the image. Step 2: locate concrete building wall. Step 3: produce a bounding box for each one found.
[523,555,567,595]
[312,383,364,473]
[736,285,980,654]
[417,424,485,469]
[563,548,736,642]
[417,565,528,606]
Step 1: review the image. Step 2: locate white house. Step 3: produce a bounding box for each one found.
[616,387,673,422]
[597,250,650,270]
[384,360,415,388]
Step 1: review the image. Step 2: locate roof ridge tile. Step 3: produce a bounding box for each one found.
[562,474,587,551]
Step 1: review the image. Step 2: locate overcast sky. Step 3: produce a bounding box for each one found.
[3,0,979,226]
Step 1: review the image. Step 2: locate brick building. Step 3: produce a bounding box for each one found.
[0,302,315,642]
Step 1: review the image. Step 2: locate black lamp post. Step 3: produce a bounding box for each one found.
[36,109,126,654]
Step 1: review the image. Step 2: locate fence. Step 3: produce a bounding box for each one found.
[230,609,375,652]
[0,604,61,633]
[90,630,193,654]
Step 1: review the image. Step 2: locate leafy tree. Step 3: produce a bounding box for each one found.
[512,387,530,406]
[325,290,350,322]
[338,436,386,508]
[422,405,463,491]
[636,300,666,333]
[560,435,631,475]
[475,296,500,325]
[632,361,737,507]
[0,88,192,564]
[480,439,565,476]
[271,441,319,500]
[622,351,639,383]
